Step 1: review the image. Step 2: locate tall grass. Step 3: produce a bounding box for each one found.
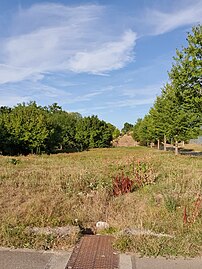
[0,147,201,256]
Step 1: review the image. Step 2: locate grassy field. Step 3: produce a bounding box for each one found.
[0,146,201,257]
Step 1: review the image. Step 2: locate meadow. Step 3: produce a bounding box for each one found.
[0,146,201,257]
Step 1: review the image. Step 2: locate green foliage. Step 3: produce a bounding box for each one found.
[75,115,113,150]
[114,235,133,252]
[7,158,20,165]
[121,122,133,134]
[132,118,142,141]
[133,25,202,148]
[107,123,120,139]
[0,103,115,155]
[164,195,178,213]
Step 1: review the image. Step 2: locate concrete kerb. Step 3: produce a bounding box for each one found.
[119,253,133,269]
[119,254,202,269]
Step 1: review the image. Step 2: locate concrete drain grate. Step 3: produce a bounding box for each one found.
[66,235,119,269]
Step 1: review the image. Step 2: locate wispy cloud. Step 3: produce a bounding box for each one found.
[0,3,137,84]
[0,93,30,107]
[0,80,110,108]
[68,30,136,74]
[142,0,202,35]
[121,83,164,98]
[74,95,156,113]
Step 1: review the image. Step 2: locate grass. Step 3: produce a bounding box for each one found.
[0,146,201,256]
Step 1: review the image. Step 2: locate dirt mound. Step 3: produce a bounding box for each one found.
[113,133,137,147]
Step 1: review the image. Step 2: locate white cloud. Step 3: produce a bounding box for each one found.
[0,3,137,84]
[143,0,202,35]
[68,30,136,74]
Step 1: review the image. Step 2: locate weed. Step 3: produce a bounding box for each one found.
[133,160,156,188]
[113,173,134,196]
[7,158,20,165]
[114,235,133,252]
[183,194,202,225]
[164,195,178,213]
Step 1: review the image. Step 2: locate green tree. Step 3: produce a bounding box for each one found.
[138,25,202,153]
[132,118,142,142]
[75,115,113,150]
[3,102,49,154]
[45,107,81,152]
[121,122,133,134]
[107,123,120,139]
[169,25,202,115]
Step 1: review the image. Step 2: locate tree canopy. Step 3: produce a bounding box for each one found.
[133,25,202,150]
[0,102,116,155]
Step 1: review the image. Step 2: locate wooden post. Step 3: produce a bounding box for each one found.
[157,139,160,150]
[175,140,178,155]
[164,135,166,151]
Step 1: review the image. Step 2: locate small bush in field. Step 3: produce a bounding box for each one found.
[113,173,134,196]
[113,161,156,196]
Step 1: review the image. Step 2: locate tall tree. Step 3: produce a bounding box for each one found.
[3,102,49,154]
[75,115,113,150]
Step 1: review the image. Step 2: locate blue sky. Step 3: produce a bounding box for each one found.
[0,0,201,129]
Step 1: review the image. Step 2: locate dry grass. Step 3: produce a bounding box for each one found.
[0,147,201,256]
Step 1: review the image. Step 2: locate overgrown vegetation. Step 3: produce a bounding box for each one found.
[0,147,201,256]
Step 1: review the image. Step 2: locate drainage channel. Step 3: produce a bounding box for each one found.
[65,235,119,269]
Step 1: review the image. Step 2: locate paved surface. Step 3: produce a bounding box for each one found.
[131,254,202,269]
[0,248,71,269]
[0,246,202,269]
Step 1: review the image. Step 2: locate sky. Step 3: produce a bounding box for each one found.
[0,0,201,129]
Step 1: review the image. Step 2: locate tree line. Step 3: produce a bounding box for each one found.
[132,25,202,154]
[0,102,120,155]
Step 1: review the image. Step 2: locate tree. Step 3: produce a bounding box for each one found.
[107,123,120,139]
[45,107,81,152]
[169,25,202,114]
[121,122,133,134]
[3,102,49,154]
[75,115,113,150]
[136,25,202,154]
[132,118,142,142]
[167,25,202,153]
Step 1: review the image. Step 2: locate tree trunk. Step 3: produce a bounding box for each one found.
[171,138,173,146]
[175,141,178,155]
[157,139,160,150]
[164,135,166,151]
[182,141,185,147]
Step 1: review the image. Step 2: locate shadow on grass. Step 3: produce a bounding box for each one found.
[180,150,202,156]
[156,145,202,156]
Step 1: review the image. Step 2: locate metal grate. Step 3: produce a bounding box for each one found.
[66,235,119,269]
